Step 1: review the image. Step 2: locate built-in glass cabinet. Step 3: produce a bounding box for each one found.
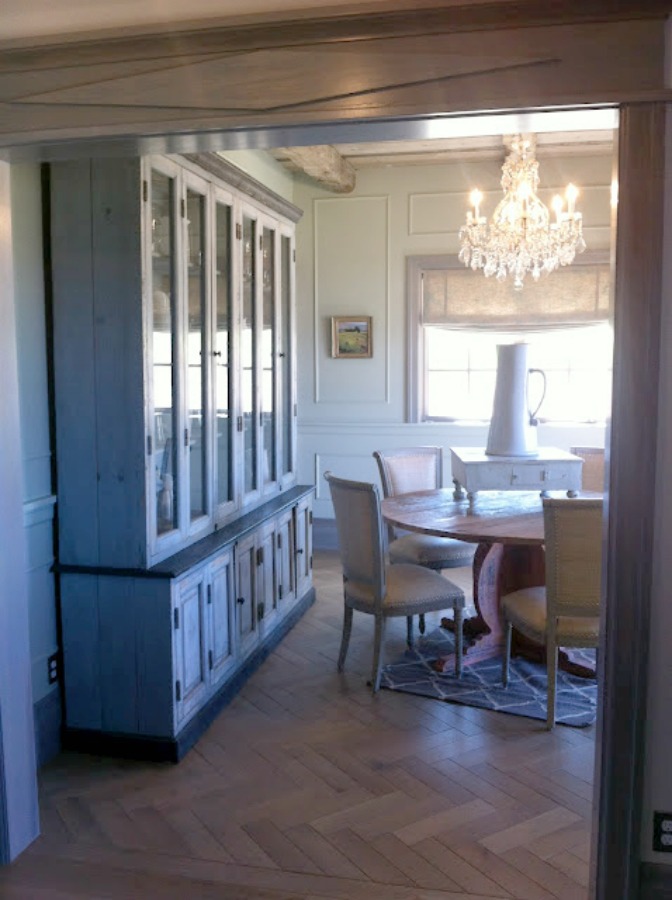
[51,153,312,761]
[51,153,302,569]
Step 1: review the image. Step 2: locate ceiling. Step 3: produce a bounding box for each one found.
[271,128,615,169]
[266,119,616,192]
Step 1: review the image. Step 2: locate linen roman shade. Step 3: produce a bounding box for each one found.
[421,257,610,331]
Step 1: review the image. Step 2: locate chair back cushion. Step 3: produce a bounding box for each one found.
[543,497,603,619]
[373,446,442,497]
[570,446,606,492]
[324,472,386,606]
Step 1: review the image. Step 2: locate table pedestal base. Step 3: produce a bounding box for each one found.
[436,541,596,679]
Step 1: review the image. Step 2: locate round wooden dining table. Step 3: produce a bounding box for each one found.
[381,488,596,677]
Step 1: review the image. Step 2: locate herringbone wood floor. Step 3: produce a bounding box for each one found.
[0,550,595,899]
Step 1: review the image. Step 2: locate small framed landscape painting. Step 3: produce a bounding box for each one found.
[331,316,373,358]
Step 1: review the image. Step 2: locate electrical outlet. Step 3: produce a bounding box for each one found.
[47,652,59,685]
[653,812,672,852]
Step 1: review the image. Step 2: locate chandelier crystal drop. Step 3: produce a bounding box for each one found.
[458,134,586,291]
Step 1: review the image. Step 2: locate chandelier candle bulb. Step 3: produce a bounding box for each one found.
[566,183,578,217]
[470,188,483,221]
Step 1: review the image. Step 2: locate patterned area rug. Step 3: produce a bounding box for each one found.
[381,627,597,727]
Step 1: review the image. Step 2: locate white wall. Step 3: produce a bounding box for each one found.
[293,153,613,518]
[219,149,295,202]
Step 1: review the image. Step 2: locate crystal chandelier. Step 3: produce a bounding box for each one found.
[458,134,586,291]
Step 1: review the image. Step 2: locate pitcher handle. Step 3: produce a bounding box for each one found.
[527,368,547,425]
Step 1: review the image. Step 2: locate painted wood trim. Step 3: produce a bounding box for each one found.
[22,494,56,527]
[33,690,62,769]
[183,154,303,224]
[0,161,39,862]
[593,102,666,900]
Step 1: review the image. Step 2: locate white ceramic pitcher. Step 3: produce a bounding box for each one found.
[485,343,546,457]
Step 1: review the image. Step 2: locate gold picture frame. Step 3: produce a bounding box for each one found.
[331,316,373,358]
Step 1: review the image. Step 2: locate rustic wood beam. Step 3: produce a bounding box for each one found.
[276,145,356,193]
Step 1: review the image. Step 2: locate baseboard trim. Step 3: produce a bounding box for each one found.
[313,517,338,550]
[62,587,316,764]
[640,862,672,899]
[33,689,62,768]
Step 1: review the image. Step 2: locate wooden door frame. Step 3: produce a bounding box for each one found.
[0,14,668,895]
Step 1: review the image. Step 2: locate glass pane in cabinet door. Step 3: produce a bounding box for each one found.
[215,201,233,507]
[151,170,178,537]
[261,226,276,486]
[242,216,258,495]
[186,188,207,522]
[280,235,293,478]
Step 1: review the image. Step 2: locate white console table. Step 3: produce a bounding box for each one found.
[450,447,583,500]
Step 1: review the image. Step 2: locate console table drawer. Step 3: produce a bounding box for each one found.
[450,447,583,497]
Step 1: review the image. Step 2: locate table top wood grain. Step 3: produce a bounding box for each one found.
[381,489,601,546]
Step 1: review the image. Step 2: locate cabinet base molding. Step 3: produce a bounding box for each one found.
[63,586,316,763]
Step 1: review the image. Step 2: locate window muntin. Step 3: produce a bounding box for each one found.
[424,324,613,423]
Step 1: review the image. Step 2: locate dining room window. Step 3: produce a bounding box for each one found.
[407,252,613,424]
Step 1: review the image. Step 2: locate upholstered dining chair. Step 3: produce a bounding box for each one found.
[373,446,475,644]
[501,496,603,729]
[570,446,606,493]
[325,471,466,691]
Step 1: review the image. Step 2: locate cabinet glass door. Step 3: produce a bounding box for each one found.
[214,196,234,515]
[279,233,295,483]
[185,185,208,526]
[150,168,178,539]
[241,214,259,501]
[261,224,277,491]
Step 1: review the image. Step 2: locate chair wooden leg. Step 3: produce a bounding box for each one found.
[372,615,386,693]
[454,606,463,678]
[547,640,558,730]
[337,606,353,672]
[406,616,414,648]
[419,613,426,634]
[502,621,512,687]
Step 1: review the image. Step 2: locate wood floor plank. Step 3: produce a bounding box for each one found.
[243,819,324,874]
[394,799,495,846]
[480,808,581,855]
[445,841,558,900]
[326,827,415,886]
[371,832,468,892]
[283,823,366,879]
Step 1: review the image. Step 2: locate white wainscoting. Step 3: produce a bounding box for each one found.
[299,420,607,520]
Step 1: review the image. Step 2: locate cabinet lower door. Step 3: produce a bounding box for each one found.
[207,549,236,687]
[256,520,277,633]
[235,533,258,657]
[295,496,313,598]
[275,508,296,616]
[173,570,208,725]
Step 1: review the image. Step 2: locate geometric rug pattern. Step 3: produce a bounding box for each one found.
[381,627,598,727]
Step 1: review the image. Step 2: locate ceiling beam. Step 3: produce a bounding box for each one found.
[275,145,356,193]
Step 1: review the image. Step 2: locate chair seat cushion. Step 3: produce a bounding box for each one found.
[345,563,465,617]
[388,533,476,569]
[502,586,600,644]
